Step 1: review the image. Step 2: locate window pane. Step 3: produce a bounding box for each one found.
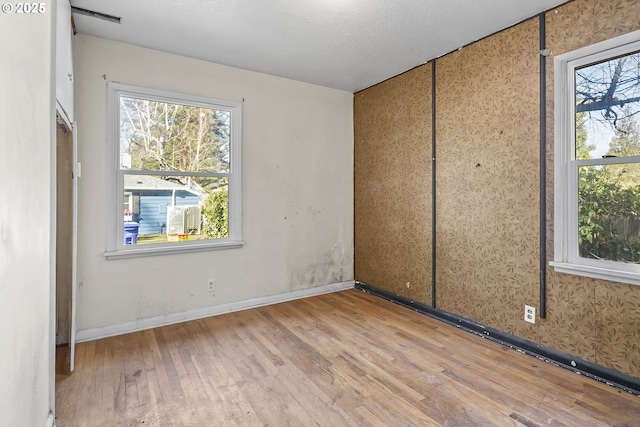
[575,51,640,160]
[123,174,228,245]
[578,164,640,263]
[119,96,230,173]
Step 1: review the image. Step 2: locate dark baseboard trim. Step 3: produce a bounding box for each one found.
[354,281,640,395]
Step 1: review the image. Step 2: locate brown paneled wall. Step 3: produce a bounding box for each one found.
[436,19,540,338]
[354,66,433,303]
[354,0,640,379]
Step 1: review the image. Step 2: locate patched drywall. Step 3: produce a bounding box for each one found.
[74,35,353,331]
[354,0,640,378]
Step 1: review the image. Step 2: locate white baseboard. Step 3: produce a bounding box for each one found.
[45,411,55,427]
[75,280,354,343]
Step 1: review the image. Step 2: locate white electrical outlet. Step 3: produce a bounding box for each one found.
[524,305,536,324]
[207,279,215,293]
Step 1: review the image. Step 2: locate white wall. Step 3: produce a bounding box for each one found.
[0,3,54,426]
[75,35,354,332]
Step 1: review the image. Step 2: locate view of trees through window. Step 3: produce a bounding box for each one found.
[119,95,231,244]
[576,50,640,263]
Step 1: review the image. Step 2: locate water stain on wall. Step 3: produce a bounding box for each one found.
[289,245,352,290]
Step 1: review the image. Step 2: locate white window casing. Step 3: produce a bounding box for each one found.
[104,83,243,259]
[551,29,640,286]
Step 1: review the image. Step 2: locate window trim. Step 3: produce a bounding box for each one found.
[104,82,243,260]
[551,29,640,286]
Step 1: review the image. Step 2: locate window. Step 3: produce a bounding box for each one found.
[552,29,640,285]
[105,83,243,259]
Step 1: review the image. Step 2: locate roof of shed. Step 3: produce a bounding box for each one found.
[124,175,198,194]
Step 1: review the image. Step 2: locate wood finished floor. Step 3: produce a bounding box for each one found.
[55,289,640,426]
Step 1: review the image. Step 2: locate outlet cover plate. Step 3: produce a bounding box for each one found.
[524,305,536,324]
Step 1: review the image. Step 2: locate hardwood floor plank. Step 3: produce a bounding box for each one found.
[96,338,116,427]
[56,289,639,426]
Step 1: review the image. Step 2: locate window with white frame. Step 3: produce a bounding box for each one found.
[105,83,243,259]
[552,30,640,285]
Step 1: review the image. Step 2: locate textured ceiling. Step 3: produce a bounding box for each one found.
[70,0,569,92]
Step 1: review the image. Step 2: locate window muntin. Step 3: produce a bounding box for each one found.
[106,83,242,258]
[553,30,640,285]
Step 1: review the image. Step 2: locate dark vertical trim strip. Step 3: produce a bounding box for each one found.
[539,13,548,319]
[431,60,437,309]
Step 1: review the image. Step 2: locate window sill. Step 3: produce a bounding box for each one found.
[550,260,640,287]
[105,240,244,260]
